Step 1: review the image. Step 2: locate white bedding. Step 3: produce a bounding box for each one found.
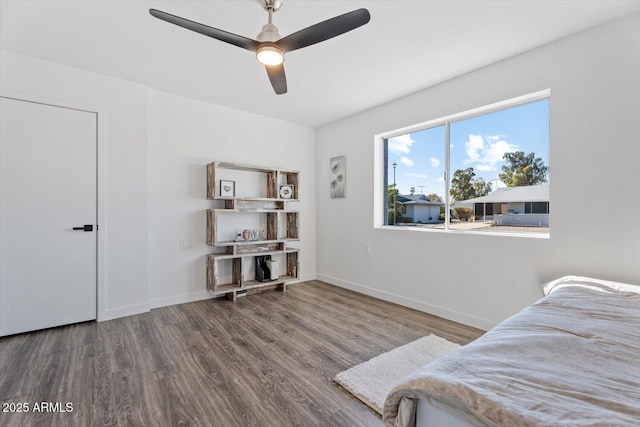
[383,276,640,426]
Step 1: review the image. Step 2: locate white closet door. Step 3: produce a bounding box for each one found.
[0,97,97,336]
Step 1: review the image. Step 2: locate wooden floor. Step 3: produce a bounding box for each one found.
[0,281,483,427]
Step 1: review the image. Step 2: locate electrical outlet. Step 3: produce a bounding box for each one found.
[179,238,192,249]
[364,244,371,254]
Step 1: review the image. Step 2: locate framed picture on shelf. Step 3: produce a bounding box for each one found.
[220,180,235,197]
[279,184,294,199]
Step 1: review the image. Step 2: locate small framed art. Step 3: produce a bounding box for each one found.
[330,155,346,198]
[220,180,235,197]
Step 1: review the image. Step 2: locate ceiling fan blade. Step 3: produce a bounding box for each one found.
[277,8,370,53]
[149,9,260,52]
[265,64,287,95]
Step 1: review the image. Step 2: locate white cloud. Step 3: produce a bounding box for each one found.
[483,140,515,166]
[406,172,427,178]
[388,134,414,155]
[465,134,484,161]
[464,134,517,171]
[429,157,440,168]
[436,176,445,182]
[400,156,414,167]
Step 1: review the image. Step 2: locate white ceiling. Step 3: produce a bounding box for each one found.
[2,1,639,127]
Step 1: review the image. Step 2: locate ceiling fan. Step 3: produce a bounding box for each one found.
[149,0,370,95]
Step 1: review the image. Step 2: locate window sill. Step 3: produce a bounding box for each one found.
[375,224,550,239]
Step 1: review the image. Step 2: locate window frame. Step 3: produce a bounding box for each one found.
[373,89,550,238]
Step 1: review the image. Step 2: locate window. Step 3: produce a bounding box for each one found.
[377,91,550,236]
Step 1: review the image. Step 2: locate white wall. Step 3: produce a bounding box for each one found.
[147,90,316,307]
[0,51,150,320]
[316,14,640,330]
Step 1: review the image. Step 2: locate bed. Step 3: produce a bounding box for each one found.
[383,276,640,426]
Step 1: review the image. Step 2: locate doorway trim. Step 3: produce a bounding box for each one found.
[1,89,107,322]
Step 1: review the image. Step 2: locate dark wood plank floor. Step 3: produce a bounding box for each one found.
[0,280,483,427]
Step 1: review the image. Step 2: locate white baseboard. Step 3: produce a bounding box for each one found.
[316,273,495,331]
[102,273,318,321]
[149,290,216,309]
[101,302,150,321]
[286,272,317,285]
[148,274,317,309]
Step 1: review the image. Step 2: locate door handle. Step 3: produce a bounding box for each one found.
[72,225,93,232]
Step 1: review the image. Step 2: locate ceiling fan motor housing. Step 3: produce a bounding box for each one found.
[257,23,281,42]
[256,22,284,65]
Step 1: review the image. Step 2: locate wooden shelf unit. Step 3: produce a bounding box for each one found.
[205,162,300,301]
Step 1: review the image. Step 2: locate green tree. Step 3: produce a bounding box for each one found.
[454,207,473,221]
[499,151,548,187]
[387,184,405,224]
[410,186,415,195]
[450,168,492,202]
[426,193,443,203]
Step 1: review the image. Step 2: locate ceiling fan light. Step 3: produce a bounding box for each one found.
[256,45,284,66]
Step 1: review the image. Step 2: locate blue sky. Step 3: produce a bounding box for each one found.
[387,99,549,198]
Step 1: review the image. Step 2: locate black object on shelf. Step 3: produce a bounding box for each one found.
[255,255,272,282]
